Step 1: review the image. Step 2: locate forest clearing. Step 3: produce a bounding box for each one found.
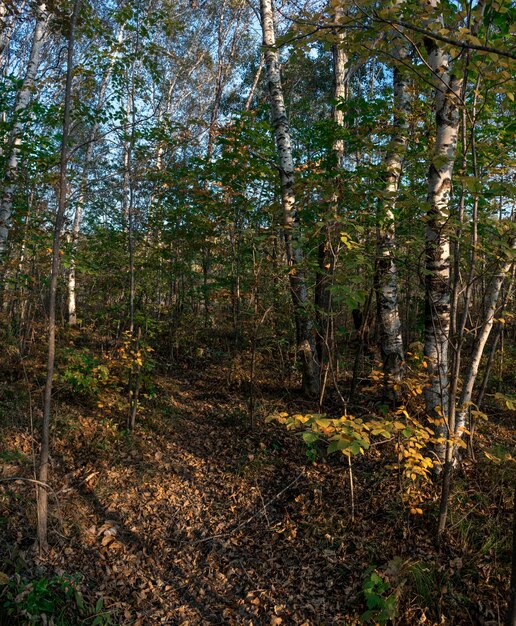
[0,0,515,624]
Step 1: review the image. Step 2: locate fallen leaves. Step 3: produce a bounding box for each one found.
[0,360,514,625]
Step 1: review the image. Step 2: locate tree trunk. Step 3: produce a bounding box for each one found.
[67,198,81,326]
[376,35,409,404]
[476,266,514,411]
[455,236,515,434]
[0,2,49,268]
[332,12,347,163]
[432,0,487,542]
[315,8,347,372]
[0,2,8,59]
[507,482,516,626]
[260,0,319,396]
[68,25,125,325]
[423,0,462,464]
[244,53,264,111]
[37,0,80,552]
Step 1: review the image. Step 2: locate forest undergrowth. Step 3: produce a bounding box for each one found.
[0,326,514,626]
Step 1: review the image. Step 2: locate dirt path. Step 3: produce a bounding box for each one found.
[58,368,362,624]
[1,360,513,625]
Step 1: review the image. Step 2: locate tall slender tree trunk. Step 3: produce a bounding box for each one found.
[68,25,125,325]
[67,195,82,326]
[423,0,462,465]
[455,236,515,434]
[315,8,347,372]
[0,2,8,60]
[0,1,48,269]
[0,0,24,69]
[376,36,410,403]
[476,266,514,412]
[37,0,80,552]
[507,481,516,626]
[260,0,319,396]
[332,12,347,163]
[244,54,264,111]
[201,2,248,327]
[124,97,136,335]
[431,1,487,541]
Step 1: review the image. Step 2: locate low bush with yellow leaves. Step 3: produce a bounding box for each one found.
[268,355,443,514]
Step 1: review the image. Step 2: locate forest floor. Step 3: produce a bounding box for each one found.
[0,330,514,625]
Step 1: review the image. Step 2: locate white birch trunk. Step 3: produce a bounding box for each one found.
[67,199,80,325]
[423,0,462,461]
[260,0,319,396]
[0,2,7,58]
[244,54,264,112]
[376,35,410,402]
[456,235,515,434]
[0,2,49,265]
[67,25,125,325]
[332,11,347,164]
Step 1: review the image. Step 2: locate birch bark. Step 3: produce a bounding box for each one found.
[423,0,462,462]
[260,0,319,396]
[376,33,410,403]
[244,54,264,112]
[332,8,347,165]
[67,25,125,325]
[455,235,515,434]
[0,2,49,266]
[0,2,7,59]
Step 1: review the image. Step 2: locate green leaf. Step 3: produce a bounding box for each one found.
[302,432,319,445]
[327,438,350,453]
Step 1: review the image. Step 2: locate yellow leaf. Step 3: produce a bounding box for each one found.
[484,452,499,464]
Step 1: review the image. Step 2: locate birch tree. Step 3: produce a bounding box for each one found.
[423,0,462,463]
[67,25,125,325]
[455,232,515,436]
[376,29,410,403]
[260,0,319,396]
[0,1,49,269]
[0,2,8,59]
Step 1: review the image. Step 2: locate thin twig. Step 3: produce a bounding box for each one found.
[192,469,305,545]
